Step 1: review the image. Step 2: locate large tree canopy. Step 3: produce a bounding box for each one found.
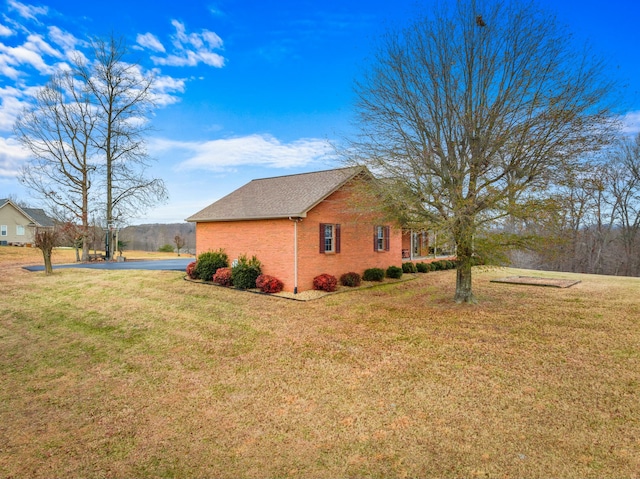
[347,0,618,302]
[16,35,167,260]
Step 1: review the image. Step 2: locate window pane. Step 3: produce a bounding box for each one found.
[377,226,384,250]
[1,225,6,236]
[324,224,333,252]
[17,225,25,236]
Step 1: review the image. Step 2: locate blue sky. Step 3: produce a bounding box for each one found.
[1,0,640,224]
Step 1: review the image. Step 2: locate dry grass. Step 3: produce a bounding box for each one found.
[0,247,638,478]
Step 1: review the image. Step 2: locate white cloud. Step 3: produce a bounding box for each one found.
[136,33,166,53]
[621,110,640,136]
[0,84,41,132]
[0,136,30,178]
[0,33,63,79]
[155,134,335,172]
[7,0,48,21]
[149,20,224,68]
[0,24,13,37]
[47,26,81,54]
[151,72,186,106]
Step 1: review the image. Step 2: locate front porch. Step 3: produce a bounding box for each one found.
[401,229,455,262]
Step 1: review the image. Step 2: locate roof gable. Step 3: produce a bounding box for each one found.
[187,166,368,222]
[0,199,55,227]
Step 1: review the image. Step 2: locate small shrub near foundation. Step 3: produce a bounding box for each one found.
[231,254,262,289]
[416,262,429,273]
[186,261,197,279]
[313,273,338,292]
[386,266,403,279]
[363,268,385,282]
[402,262,418,273]
[194,249,229,281]
[213,267,233,286]
[256,274,284,294]
[340,272,361,287]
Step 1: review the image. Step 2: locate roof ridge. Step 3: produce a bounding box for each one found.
[249,165,361,182]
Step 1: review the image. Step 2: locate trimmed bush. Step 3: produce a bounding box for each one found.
[402,262,418,273]
[415,262,429,273]
[213,267,233,286]
[386,265,403,279]
[256,274,284,294]
[340,271,361,287]
[231,254,262,289]
[186,261,197,279]
[194,249,229,281]
[158,244,174,253]
[313,273,338,292]
[363,267,385,282]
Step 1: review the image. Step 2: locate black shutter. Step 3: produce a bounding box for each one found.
[373,226,378,251]
[319,223,325,253]
[335,224,341,253]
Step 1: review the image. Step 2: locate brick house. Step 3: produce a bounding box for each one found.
[186,166,438,293]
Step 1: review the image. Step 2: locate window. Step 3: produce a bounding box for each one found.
[374,225,390,251]
[1,225,6,236]
[319,223,341,253]
[16,225,25,236]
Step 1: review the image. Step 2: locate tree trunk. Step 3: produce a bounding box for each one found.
[454,224,475,304]
[43,249,53,275]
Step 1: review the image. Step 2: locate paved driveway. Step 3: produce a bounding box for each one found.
[24,258,193,272]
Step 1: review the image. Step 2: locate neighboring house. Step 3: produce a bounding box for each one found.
[187,166,439,293]
[0,198,55,246]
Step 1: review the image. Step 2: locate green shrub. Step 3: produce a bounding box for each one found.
[340,272,362,287]
[313,273,338,292]
[194,249,229,281]
[158,244,174,253]
[446,260,456,269]
[363,268,385,282]
[231,254,262,289]
[415,262,429,273]
[402,262,417,273]
[386,265,403,279]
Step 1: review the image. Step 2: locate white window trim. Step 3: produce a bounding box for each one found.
[1,225,7,236]
[16,225,25,236]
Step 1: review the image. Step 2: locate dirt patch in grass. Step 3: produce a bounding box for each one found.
[1,261,639,478]
[491,275,582,288]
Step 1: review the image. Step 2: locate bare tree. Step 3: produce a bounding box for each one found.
[15,71,97,261]
[347,0,617,302]
[608,134,640,276]
[33,227,60,275]
[74,35,168,258]
[174,234,186,256]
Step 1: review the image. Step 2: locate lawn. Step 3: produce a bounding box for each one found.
[1,246,638,477]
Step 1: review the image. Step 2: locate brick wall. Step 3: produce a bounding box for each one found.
[196,218,295,289]
[194,180,403,292]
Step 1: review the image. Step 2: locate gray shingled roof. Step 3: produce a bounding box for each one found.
[23,207,55,227]
[186,166,367,222]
